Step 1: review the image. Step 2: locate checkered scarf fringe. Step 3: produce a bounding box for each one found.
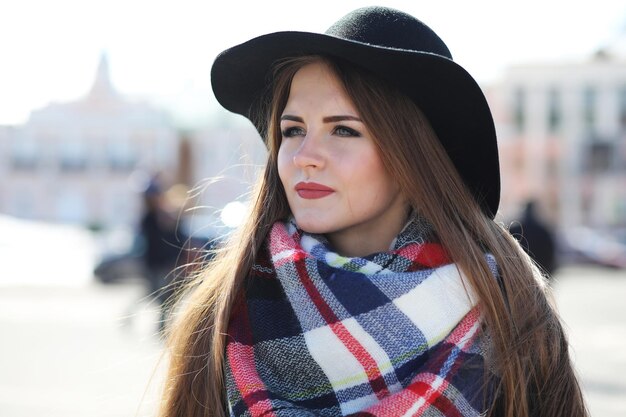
[225,218,497,416]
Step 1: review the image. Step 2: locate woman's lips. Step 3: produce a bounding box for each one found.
[295,182,335,199]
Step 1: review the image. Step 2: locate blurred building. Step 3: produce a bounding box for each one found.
[0,54,179,229]
[189,122,265,206]
[490,39,626,229]
[181,119,266,237]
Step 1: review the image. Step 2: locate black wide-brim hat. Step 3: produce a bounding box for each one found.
[211,6,500,218]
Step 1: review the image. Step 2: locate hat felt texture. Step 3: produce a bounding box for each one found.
[211,6,500,217]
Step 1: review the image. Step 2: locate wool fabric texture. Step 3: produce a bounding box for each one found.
[225,218,498,416]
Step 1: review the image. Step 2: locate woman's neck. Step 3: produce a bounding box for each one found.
[326,213,410,258]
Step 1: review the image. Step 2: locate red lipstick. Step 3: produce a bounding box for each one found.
[295,182,334,199]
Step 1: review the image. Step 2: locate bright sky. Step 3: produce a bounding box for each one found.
[1,0,624,128]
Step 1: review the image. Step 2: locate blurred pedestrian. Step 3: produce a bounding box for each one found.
[158,6,588,417]
[510,200,557,277]
[139,175,181,334]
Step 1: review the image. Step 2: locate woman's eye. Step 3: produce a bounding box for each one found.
[333,126,361,137]
[281,126,305,137]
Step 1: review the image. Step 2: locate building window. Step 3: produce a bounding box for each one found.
[59,140,88,172]
[585,142,613,173]
[547,87,561,133]
[11,137,39,170]
[583,86,596,133]
[619,86,626,131]
[513,87,525,134]
[108,139,137,171]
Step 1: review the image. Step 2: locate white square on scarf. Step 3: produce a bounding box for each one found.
[304,317,393,400]
[392,264,476,348]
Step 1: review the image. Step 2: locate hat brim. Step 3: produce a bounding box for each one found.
[211,31,500,218]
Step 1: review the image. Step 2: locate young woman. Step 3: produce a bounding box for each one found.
[159,7,588,417]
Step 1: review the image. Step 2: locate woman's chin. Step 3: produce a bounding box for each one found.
[293,216,333,235]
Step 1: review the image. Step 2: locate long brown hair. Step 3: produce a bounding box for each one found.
[159,56,587,417]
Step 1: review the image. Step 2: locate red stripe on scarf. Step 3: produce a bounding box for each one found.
[445,307,480,347]
[360,309,481,417]
[396,242,450,270]
[294,255,391,400]
[405,309,481,416]
[227,297,277,417]
[358,373,463,417]
[269,224,309,269]
[408,379,463,417]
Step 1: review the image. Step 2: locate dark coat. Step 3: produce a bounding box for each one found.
[509,202,557,276]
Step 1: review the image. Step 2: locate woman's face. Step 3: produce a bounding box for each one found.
[277,61,408,256]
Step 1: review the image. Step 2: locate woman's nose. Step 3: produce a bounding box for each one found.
[292,133,324,169]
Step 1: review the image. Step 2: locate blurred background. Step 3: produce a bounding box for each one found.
[1,1,625,416]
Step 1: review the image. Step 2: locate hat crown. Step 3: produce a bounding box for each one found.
[325,6,452,59]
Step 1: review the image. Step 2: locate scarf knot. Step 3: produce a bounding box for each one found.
[226,218,497,416]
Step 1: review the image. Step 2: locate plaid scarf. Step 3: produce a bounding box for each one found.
[225,218,497,416]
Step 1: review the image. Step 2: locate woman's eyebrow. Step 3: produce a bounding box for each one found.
[280,115,303,122]
[323,115,362,123]
[280,115,362,123]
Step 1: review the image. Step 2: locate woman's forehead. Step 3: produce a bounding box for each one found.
[283,61,356,115]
